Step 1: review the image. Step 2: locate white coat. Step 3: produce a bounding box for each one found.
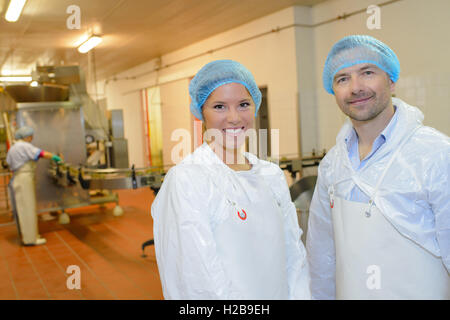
[6,140,41,172]
[6,140,42,244]
[307,97,450,299]
[151,142,310,299]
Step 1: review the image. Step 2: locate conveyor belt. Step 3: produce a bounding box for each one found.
[48,163,164,191]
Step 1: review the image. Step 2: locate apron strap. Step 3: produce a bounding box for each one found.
[366,125,423,215]
[328,144,355,208]
[329,125,423,215]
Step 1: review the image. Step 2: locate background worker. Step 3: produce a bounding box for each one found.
[6,126,63,246]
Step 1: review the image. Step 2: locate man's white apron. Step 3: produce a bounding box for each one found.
[329,128,450,299]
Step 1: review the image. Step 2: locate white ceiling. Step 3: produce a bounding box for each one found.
[0,0,327,81]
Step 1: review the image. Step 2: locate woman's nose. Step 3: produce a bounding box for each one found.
[227,106,240,124]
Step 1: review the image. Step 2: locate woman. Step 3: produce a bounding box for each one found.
[6,126,62,246]
[151,60,310,299]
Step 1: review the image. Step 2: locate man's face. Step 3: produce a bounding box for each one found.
[332,63,395,122]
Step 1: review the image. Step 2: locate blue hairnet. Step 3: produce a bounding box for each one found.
[14,126,34,140]
[322,35,400,94]
[189,60,262,120]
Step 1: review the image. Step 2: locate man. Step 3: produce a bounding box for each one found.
[307,35,449,299]
[7,126,62,245]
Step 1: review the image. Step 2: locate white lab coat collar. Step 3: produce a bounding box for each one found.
[180,142,264,203]
[182,142,260,170]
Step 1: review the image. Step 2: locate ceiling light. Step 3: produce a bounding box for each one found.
[5,0,27,22]
[0,76,32,82]
[77,35,103,53]
[30,81,39,87]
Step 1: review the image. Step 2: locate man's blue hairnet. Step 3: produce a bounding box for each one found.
[15,126,34,140]
[322,35,400,94]
[189,60,262,120]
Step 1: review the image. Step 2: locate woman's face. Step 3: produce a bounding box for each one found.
[202,82,255,151]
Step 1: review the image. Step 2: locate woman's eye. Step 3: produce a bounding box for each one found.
[213,104,225,110]
[239,102,250,108]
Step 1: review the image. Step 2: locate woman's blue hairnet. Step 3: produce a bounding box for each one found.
[15,126,34,140]
[189,60,262,120]
[322,35,400,94]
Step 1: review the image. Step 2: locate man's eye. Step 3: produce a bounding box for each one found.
[336,77,348,84]
[363,71,374,75]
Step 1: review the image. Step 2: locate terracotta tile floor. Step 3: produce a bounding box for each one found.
[0,188,163,300]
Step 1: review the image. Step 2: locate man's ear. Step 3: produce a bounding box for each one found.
[390,79,396,95]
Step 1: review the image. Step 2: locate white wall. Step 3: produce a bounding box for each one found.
[294,6,318,155]
[105,85,146,167]
[159,78,191,167]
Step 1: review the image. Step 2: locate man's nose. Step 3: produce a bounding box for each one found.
[349,75,364,95]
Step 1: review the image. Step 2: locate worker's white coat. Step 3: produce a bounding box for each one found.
[6,140,42,244]
[6,140,40,172]
[307,97,450,299]
[151,143,310,299]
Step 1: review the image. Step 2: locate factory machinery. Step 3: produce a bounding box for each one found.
[0,65,164,224]
[47,163,164,223]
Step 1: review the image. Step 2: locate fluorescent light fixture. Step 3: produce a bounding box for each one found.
[5,0,27,22]
[0,76,32,82]
[77,35,103,53]
[30,80,39,87]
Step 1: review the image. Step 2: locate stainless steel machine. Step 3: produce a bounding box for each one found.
[0,65,164,224]
[15,101,92,217]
